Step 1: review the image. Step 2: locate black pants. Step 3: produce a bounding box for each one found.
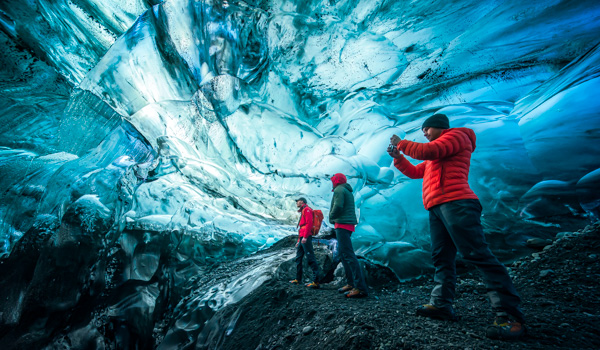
[336,228,368,293]
[429,199,524,322]
[295,236,320,282]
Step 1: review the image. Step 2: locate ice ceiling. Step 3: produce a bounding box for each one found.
[1,0,599,279]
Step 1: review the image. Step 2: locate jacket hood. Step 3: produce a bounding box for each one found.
[331,173,347,189]
[341,183,353,192]
[442,128,476,151]
[331,173,353,192]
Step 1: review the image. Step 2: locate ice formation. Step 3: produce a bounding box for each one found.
[0,0,599,346]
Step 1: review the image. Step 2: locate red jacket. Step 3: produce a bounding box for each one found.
[393,127,479,210]
[298,205,314,238]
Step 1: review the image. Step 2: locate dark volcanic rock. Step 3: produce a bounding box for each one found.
[1,222,599,349]
[204,223,600,350]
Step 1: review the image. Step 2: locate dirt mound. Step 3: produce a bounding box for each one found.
[195,223,600,350]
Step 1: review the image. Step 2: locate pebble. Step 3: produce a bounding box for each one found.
[303,326,314,335]
[335,325,345,334]
[540,269,555,278]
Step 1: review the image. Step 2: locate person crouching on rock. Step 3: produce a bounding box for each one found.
[290,197,320,289]
[314,230,352,287]
[387,113,526,340]
[330,173,368,298]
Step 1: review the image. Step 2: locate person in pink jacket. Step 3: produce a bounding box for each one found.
[290,197,320,288]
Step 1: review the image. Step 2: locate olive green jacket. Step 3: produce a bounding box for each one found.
[329,183,358,225]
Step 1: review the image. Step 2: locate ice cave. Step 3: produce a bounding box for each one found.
[0,0,599,348]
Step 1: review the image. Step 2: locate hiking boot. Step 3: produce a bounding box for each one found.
[338,285,353,293]
[486,316,526,340]
[416,304,457,321]
[346,288,368,298]
[306,281,320,289]
[289,279,299,284]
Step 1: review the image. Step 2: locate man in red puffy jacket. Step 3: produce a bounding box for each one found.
[388,113,525,340]
[290,197,320,289]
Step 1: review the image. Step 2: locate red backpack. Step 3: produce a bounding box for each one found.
[311,210,324,236]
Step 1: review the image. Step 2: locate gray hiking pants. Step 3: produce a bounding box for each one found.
[429,199,524,322]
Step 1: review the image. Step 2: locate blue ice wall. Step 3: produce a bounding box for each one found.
[1,0,599,279]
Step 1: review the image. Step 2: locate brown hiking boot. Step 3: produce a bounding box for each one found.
[338,285,353,293]
[289,279,299,284]
[346,288,368,298]
[306,281,320,289]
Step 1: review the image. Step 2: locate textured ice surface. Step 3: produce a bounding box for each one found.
[2,0,600,348]
[1,0,600,278]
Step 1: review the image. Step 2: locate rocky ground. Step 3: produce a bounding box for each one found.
[198,223,600,350]
[2,220,599,349]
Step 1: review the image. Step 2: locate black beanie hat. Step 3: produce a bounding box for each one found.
[422,114,450,130]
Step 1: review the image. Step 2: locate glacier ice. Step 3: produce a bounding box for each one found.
[1,0,600,347]
[1,0,599,274]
